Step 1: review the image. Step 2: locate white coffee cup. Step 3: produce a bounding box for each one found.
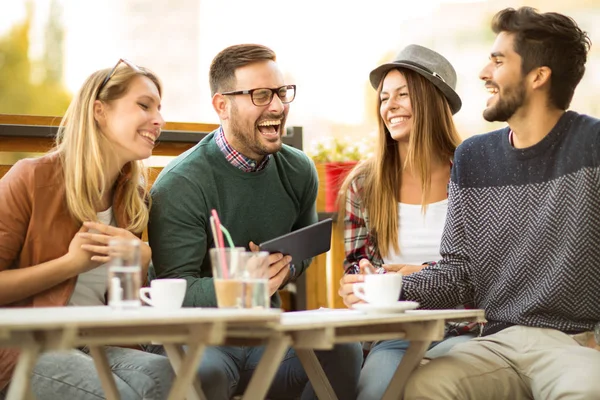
[353,274,402,305]
[139,279,187,309]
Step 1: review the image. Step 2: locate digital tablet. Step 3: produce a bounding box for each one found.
[259,218,333,263]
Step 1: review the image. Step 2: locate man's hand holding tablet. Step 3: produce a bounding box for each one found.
[249,219,333,295]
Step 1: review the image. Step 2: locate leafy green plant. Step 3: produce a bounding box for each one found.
[308,137,369,163]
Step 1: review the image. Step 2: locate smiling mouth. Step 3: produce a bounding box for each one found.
[257,119,282,137]
[484,86,499,107]
[389,116,410,125]
[138,130,158,145]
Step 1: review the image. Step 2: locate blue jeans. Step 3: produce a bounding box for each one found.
[146,343,363,400]
[3,346,174,400]
[358,335,475,400]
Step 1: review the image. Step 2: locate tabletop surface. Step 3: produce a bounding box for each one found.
[0,306,486,332]
[0,306,282,330]
[277,308,486,330]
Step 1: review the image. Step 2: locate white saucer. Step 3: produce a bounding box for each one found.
[352,301,420,314]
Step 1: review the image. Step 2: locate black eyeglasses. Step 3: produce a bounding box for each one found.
[98,58,142,93]
[221,85,296,106]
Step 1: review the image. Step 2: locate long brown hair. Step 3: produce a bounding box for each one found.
[338,68,461,257]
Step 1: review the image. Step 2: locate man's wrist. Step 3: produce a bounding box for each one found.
[280,264,296,289]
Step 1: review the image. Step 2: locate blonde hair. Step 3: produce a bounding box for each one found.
[338,68,461,257]
[54,64,162,233]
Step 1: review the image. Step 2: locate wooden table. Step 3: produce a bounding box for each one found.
[0,306,281,400]
[228,308,486,400]
[0,307,484,400]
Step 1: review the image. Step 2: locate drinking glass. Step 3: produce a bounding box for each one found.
[210,248,270,308]
[107,238,142,310]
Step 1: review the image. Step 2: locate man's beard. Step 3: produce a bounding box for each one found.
[483,80,526,122]
[229,103,284,158]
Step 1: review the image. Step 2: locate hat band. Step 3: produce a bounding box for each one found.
[399,60,446,83]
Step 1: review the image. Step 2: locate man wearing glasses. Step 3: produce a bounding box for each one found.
[148,44,362,399]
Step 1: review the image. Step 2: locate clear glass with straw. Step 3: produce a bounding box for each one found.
[209,216,270,308]
[210,247,244,307]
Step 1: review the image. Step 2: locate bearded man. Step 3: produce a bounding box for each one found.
[148,44,362,400]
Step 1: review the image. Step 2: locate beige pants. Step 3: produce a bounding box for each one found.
[404,325,600,400]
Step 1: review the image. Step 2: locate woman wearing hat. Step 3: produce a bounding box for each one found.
[337,44,474,399]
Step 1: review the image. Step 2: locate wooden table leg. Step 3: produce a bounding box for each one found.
[381,340,432,400]
[89,346,120,400]
[242,335,291,400]
[295,349,338,400]
[163,343,206,400]
[6,339,40,400]
[165,341,206,400]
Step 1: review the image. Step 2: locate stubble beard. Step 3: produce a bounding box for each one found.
[229,104,285,158]
[483,81,526,122]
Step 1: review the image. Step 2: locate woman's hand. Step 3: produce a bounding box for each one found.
[66,225,103,273]
[76,221,151,268]
[382,263,426,276]
[338,273,366,309]
[338,258,381,308]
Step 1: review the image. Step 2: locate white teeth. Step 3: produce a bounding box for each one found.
[138,131,156,143]
[486,87,498,94]
[390,116,409,124]
[257,120,281,126]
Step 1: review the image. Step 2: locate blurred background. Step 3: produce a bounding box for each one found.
[1,0,599,157]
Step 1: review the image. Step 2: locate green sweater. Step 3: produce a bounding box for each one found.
[148,130,318,308]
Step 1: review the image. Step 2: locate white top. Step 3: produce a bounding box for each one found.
[383,200,448,265]
[68,208,115,306]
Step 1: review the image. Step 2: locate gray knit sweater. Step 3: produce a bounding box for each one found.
[402,111,600,335]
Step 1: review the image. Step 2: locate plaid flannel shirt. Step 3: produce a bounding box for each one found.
[215,127,270,172]
[343,175,384,273]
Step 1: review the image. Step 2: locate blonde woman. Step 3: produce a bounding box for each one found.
[337,45,474,400]
[0,60,173,399]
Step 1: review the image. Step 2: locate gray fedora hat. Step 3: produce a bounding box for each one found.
[369,44,462,114]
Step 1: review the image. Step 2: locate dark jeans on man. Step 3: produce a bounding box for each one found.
[146,343,363,400]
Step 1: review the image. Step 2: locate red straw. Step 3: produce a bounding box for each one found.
[211,209,228,279]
